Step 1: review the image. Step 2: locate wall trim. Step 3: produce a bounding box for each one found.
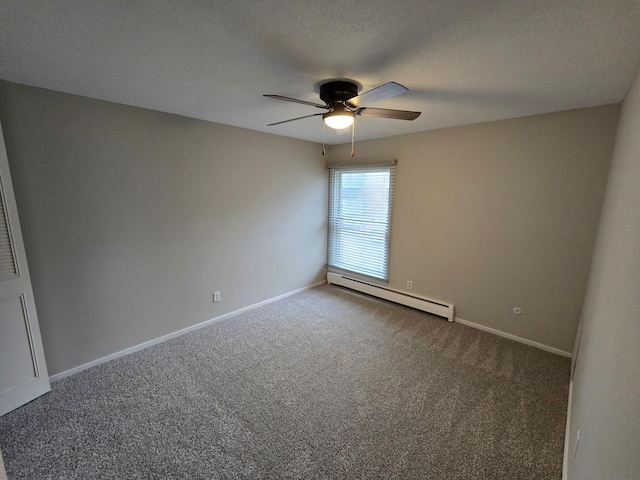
[454,317,572,358]
[49,280,327,382]
[563,380,574,479]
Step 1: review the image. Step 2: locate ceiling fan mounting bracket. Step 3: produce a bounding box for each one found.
[319,81,358,105]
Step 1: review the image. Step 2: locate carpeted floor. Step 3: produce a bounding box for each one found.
[0,284,570,479]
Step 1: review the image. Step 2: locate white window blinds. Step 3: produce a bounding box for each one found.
[327,163,395,282]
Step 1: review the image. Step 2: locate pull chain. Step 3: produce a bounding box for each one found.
[350,118,355,157]
[322,121,326,156]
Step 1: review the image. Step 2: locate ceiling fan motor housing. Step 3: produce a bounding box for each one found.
[320,81,358,105]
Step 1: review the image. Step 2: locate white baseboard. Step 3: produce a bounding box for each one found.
[563,380,574,479]
[49,280,327,382]
[454,317,572,358]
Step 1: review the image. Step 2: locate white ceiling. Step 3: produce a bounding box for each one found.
[1,0,640,145]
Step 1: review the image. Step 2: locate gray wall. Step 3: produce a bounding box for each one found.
[0,81,327,375]
[328,106,619,354]
[567,71,640,479]
[0,77,622,378]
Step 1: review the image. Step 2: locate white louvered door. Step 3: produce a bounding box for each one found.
[0,121,49,416]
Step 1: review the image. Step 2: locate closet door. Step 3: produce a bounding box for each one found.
[0,121,49,416]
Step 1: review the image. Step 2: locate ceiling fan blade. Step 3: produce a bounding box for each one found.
[264,94,327,109]
[347,82,409,107]
[356,107,421,121]
[267,113,323,126]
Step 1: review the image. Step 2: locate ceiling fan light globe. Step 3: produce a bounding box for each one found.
[323,112,355,129]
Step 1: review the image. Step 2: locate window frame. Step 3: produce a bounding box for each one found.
[327,161,396,283]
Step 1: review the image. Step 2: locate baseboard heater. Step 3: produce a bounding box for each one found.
[327,272,455,322]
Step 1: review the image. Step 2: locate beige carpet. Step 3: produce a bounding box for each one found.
[0,284,570,479]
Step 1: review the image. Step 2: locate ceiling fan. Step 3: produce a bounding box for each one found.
[264,80,421,130]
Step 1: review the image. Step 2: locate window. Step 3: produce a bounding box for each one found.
[327,162,395,282]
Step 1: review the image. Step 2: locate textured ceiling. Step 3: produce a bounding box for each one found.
[1,0,640,144]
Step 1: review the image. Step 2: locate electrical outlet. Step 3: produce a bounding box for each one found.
[213,291,221,302]
[407,280,413,290]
